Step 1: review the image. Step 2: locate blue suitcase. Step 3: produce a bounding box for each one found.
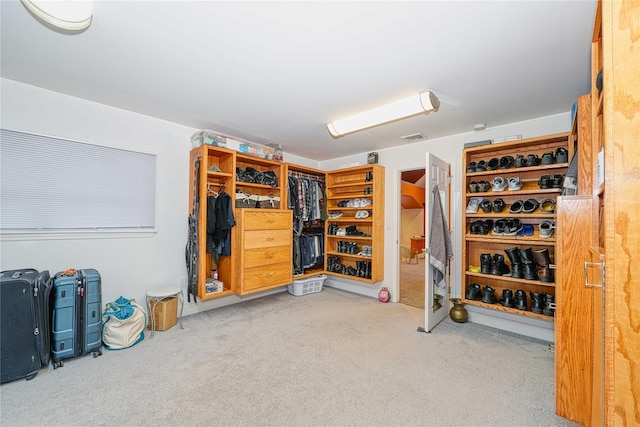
[50,269,103,368]
[0,268,52,383]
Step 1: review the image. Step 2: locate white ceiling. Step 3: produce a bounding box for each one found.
[1,1,597,161]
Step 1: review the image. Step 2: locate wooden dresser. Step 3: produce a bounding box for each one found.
[236,210,293,295]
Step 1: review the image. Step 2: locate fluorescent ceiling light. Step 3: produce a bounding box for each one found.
[21,0,94,31]
[327,91,440,138]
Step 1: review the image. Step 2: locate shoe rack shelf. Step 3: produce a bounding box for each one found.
[325,164,385,283]
[462,133,572,321]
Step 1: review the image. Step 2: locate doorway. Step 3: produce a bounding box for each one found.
[399,168,426,309]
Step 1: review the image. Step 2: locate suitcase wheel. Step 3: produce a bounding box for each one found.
[53,360,64,369]
[92,349,102,358]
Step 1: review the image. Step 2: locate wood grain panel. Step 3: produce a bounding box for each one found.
[242,210,291,230]
[244,246,290,268]
[243,263,292,291]
[243,229,290,249]
[604,1,640,424]
[555,196,594,425]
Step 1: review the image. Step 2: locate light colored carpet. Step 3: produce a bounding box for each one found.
[0,287,578,427]
[399,257,425,309]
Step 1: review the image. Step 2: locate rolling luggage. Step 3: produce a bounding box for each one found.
[0,268,52,384]
[50,269,103,368]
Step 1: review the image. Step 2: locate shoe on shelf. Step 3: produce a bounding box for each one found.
[467,162,477,173]
[493,198,505,213]
[522,198,540,214]
[328,211,343,219]
[514,289,528,310]
[499,155,515,169]
[540,151,555,165]
[477,180,491,192]
[492,177,507,192]
[509,200,524,214]
[466,283,482,301]
[539,221,555,238]
[480,199,492,213]
[507,176,522,191]
[499,289,515,308]
[556,147,569,163]
[514,155,527,168]
[526,154,541,167]
[355,210,370,219]
[481,286,498,304]
[540,199,556,214]
[487,157,500,170]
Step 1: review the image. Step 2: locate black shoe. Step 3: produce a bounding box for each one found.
[466,283,482,301]
[499,155,514,169]
[493,198,505,213]
[504,247,523,279]
[543,294,556,317]
[556,147,569,163]
[491,254,510,276]
[514,155,527,168]
[514,289,528,310]
[519,248,539,281]
[530,292,544,314]
[540,151,555,165]
[480,253,492,275]
[499,289,515,308]
[487,157,500,170]
[482,286,498,304]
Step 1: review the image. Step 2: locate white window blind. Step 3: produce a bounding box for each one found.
[1,129,156,233]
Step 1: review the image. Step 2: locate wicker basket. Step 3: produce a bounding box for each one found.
[235,191,258,208]
[257,193,280,209]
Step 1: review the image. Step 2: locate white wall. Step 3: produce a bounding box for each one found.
[0,79,319,316]
[319,113,571,341]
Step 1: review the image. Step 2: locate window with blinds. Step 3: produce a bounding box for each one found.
[0,129,156,234]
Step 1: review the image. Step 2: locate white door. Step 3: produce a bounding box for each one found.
[424,152,451,331]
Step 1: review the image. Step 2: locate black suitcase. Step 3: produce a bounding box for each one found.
[0,268,52,384]
[50,269,103,368]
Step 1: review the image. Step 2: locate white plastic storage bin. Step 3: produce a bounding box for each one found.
[288,274,326,297]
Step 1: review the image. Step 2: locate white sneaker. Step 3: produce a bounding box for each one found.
[360,198,372,207]
[328,211,343,219]
[355,210,370,219]
[336,228,347,236]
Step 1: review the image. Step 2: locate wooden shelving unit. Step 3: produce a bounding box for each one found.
[325,164,385,283]
[461,133,571,321]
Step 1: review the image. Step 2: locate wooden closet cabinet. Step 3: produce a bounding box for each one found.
[189,145,290,299]
[324,165,385,283]
[461,133,571,320]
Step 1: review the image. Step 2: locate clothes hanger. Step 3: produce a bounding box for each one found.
[207,182,219,197]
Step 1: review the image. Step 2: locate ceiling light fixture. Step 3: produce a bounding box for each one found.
[327,91,440,138]
[21,0,94,31]
[474,123,486,131]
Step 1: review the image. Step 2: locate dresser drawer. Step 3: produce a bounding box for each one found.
[244,229,290,249]
[242,210,291,230]
[243,262,292,291]
[244,246,291,268]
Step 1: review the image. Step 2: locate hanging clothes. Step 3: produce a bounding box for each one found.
[288,173,326,275]
[207,191,236,263]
